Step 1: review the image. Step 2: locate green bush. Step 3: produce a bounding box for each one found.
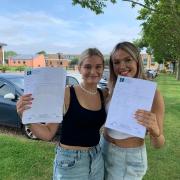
[15,66,26,72]
[0,65,10,73]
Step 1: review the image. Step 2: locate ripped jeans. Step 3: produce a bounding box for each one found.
[53,144,104,180]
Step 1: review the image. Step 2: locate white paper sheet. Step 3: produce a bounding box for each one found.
[22,67,66,124]
[105,76,157,139]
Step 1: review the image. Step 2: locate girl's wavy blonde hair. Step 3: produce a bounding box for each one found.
[78,48,104,67]
[108,41,146,96]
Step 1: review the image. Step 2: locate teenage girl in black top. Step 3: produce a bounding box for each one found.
[16,48,107,180]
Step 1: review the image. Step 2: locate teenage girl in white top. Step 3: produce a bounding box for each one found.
[101,42,165,180]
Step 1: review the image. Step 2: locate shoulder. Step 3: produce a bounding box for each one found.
[65,86,70,98]
[64,85,80,99]
[64,86,72,106]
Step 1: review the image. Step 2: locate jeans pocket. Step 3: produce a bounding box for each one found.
[58,159,76,168]
[55,151,78,169]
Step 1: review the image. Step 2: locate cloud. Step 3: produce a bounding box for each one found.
[0,10,140,54]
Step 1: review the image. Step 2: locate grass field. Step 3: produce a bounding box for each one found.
[0,135,55,180]
[144,74,180,180]
[0,73,179,180]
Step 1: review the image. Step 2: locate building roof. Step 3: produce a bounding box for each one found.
[45,53,64,60]
[11,54,36,60]
[0,43,7,46]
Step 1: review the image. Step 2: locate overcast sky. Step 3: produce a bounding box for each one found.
[0,0,142,55]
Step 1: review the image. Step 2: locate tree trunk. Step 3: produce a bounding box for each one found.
[172,61,176,74]
[176,60,180,80]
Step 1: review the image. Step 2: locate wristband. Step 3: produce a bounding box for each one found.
[26,124,31,128]
[150,133,161,138]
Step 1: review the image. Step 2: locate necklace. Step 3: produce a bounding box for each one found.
[79,83,97,95]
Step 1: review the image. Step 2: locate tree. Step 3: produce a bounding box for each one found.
[4,51,17,59]
[70,57,79,66]
[72,0,159,14]
[72,0,180,80]
[36,51,47,55]
[136,0,180,80]
[72,0,116,14]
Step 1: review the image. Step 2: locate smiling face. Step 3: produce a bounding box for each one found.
[111,49,138,78]
[79,55,104,85]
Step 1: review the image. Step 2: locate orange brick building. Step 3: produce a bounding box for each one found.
[141,53,159,70]
[8,54,46,68]
[8,53,69,69]
[45,53,69,69]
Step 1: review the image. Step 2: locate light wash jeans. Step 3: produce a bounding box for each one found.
[53,144,104,180]
[100,136,147,180]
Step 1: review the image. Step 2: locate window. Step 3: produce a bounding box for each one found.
[66,76,79,86]
[0,80,14,97]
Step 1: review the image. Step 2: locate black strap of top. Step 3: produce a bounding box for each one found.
[97,88,105,107]
[69,85,75,104]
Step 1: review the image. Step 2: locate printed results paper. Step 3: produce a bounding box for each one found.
[22,67,66,124]
[105,76,157,139]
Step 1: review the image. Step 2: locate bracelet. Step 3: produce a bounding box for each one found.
[150,133,161,138]
[26,124,31,128]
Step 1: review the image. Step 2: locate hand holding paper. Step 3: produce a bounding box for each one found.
[105,76,157,139]
[22,67,66,124]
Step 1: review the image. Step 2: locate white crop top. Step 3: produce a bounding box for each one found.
[106,101,134,140]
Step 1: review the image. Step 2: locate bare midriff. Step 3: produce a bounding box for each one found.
[60,143,91,150]
[104,129,144,148]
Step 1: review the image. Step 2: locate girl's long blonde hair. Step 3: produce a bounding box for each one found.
[108,41,146,97]
[78,48,104,67]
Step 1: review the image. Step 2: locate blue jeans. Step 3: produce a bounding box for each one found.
[53,144,104,180]
[100,136,147,180]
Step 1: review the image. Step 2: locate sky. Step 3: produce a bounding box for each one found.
[0,0,143,55]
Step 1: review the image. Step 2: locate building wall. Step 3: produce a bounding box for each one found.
[46,59,69,68]
[8,58,33,67]
[32,54,46,67]
[8,54,45,68]
[141,53,159,70]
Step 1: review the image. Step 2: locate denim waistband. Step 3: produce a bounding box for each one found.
[56,144,101,154]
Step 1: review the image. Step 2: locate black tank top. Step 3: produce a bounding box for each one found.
[60,86,106,147]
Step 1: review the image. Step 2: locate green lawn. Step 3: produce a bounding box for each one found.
[144,74,180,180]
[0,73,179,180]
[0,135,55,180]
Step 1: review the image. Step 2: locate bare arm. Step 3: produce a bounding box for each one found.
[150,90,165,148]
[135,90,165,148]
[29,123,59,141]
[16,87,70,141]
